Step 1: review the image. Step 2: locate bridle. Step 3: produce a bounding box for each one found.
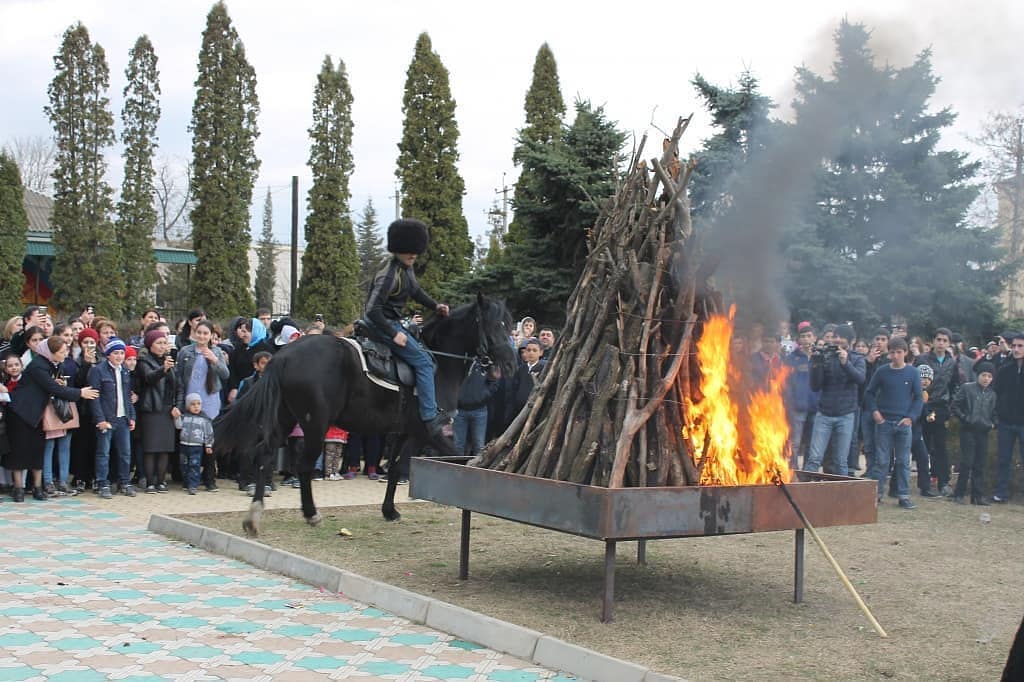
[424,302,494,367]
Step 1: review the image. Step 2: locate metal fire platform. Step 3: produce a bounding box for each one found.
[409,458,877,622]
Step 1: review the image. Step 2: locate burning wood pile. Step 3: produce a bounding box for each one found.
[473,117,792,488]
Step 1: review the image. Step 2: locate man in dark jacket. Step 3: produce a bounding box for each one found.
[992,334,1024,503]
[783,321,818,470]
[806,324,865,476]
[859,328,891,476]
[365,219,451,437]
[454,360,500,457]
[915,327,960,495]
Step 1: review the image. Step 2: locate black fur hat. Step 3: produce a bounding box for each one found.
[387,219,429,255]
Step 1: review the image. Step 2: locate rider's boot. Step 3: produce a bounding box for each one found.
[423,411,452,439]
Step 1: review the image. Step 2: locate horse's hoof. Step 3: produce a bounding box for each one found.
[242,519,259,538]
[306,513,322,527]
[382,508,401,522]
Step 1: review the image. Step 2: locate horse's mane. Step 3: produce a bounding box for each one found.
[420,298,507,347]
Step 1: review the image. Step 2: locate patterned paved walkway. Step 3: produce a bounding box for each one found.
[0,498,574,681]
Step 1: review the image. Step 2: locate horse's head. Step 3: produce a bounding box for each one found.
[472,292,517,379]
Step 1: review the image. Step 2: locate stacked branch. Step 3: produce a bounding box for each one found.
[474,116,721,487]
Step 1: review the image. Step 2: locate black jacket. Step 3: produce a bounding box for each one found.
[915,351,960,406]
[994,360,1024,427]
[457,361,500,411]
[952,382,997,430]
[508,360,544,421]
[10,354,85,428]
[135,351,177,415]
[810,350,865,417]
[364,258,438,333]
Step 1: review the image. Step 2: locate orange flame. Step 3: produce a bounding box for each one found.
[684,307,793,485]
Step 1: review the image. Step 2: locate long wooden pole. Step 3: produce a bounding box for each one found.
[775,477,889,638]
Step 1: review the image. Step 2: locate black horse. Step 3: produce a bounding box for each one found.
[214,294,516,537]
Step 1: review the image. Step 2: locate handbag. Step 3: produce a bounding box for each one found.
[42,399,80,431]
[52,396,73,422]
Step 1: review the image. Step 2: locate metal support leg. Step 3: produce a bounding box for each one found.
[459,509,471,580]
[794,528,805,603]
[602,540,616,623]
[637,539,647,566]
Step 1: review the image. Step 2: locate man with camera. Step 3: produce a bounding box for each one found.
[805,324,865,476]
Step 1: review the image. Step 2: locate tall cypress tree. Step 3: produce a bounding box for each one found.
[0,153,28,319]
[189,1,260,316]
[296,55,359,324]
[117,35,160,317]
[508,43,565,246]
[395,33,472,293]
[45,23,121,314]
[254,186,276,310]
[355,197,384,296]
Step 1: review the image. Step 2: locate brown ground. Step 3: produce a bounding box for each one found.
[185,495,1023,681]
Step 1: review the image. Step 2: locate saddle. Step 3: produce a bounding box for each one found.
[346,320,419,391]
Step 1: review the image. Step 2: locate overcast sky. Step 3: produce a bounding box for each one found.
[2,0,1021,246]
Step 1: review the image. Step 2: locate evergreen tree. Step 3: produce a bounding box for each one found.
[117,35,160,317]
[45,23,121,314]
[189,1,260,317]
[355,197,384,296]
[0,153,29,319]
[446,101,625,323]
[792,20,1002,333]
[296,55,360,324]
[508,43,565,246]
[395,33,473,293]
[254,186,276,311]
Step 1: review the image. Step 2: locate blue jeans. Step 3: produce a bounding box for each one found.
[373,323,437,421]
[846,408,862,472]
[95,417,132,486]
[871,420,912,499]
[43,433,72,487]
[181,445,204,490]
[454,406,488,456]
[788,410,812,470]
[995,423,1024,499]
[806,412,855,476]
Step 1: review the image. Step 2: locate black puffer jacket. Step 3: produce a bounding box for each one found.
[810,351,865,417]
[457,361,500,411]
[136,351,177,415]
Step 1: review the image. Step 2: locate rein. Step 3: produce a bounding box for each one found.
[424,307,493,366]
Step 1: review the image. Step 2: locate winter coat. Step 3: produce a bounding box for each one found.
[915,351,960,406]
[810,349,865,417]
[364,257,438,334]
[457,360,500,411]
[173,343,229,411]
[87,361,137,425]
[783,348,818,414]
[9,354,85,428]
[994,360,1024,427]
[952,382,997,430]
[175,412,214,447]
[135,351,177,415]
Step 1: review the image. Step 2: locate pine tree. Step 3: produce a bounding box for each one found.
[254,186,276,311]
[792,20,1001,333]
[116,35,160,317]
[45,23,121,314]
[396,33,473,293]
[355,197,384,296]
[508,43,566,246]
[0,153,29,319]
[296,55,360,324]
[189,1,260,317]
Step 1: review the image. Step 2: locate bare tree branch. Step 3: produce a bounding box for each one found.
[3,135,57,194]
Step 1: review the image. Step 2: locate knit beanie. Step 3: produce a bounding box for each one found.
[917,364,934,380]
[143,329,166,349]
[125,346,138,359]
[975,362,996,377]
[78,328,100,345]
[185,392,202,405]
[104,337,127,355]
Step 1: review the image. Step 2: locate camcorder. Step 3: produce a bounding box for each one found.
[812,344,841,363]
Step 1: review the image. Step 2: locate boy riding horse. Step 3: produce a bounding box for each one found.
[365,219,452,437]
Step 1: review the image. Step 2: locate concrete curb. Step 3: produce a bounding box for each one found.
[148,514,687,682]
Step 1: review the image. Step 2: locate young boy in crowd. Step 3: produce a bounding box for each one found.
[88,337,137,499]
[864,337,923,509]
[175,393,214,495]
[236,351,271,399]
[951,362,997,505]
[913,365,939,497]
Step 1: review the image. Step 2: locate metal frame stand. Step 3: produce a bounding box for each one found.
[794,528,805,603]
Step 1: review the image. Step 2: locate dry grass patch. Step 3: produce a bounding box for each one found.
[184,496,1023,680]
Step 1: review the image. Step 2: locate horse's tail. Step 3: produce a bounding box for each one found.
[214,358,286,457]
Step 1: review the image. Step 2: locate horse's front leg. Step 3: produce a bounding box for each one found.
[243,457,265,538]
[297,437,322,527]
[381,436,407,521]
